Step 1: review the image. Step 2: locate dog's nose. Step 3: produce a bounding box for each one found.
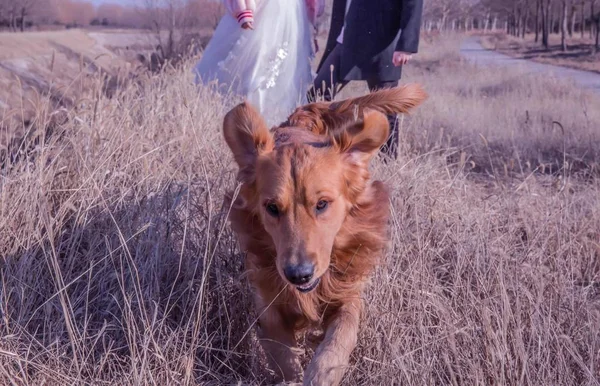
[283,263,314,285]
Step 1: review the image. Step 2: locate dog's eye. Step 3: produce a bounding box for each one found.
[265,202,279,217]
[316,200,329,214]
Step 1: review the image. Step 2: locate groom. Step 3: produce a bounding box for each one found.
[309,0,423,160]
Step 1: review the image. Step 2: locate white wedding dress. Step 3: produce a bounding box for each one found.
[194,0,315,126]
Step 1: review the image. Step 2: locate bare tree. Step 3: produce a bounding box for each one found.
[142,0,223,68]
[16,0,39,31]
[437,0,454,30]
[580,0,586,37]
[592,0,597,39]
[0,0,17,31]
[561,0,568,50]
[419,0,599,44]
[569,3,576,35]
[422,0,469,32]
[535,0,542,41]
[541,0,552,49]
[522,1,530,37]
[418,0,597,51]
[594,7,600,49]
[144,0,195,60]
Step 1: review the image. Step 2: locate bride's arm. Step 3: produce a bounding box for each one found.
[224,0,256,28]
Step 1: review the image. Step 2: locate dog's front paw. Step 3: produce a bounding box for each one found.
[303,360,344,386]
[263,344,304,383]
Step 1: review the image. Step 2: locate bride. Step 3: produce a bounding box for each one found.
[194,0,324,126]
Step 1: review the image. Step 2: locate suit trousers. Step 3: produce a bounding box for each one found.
[309,44,400,160]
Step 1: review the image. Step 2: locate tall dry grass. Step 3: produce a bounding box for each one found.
[1,34,600,385]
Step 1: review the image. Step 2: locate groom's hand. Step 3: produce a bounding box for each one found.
[393,51,413,66]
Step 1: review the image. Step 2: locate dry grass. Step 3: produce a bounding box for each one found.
[0,29,152,140]
[407,34,600,180]
[0,28,203,134]
[1,34,600,385]
[481,32,600,74]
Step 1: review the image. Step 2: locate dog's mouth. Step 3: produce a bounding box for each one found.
[295,277,321,293]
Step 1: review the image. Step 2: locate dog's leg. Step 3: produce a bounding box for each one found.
[257,307,304,382]
[303,298,362,386]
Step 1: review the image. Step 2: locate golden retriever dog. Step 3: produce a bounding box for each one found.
[223,84,427,385]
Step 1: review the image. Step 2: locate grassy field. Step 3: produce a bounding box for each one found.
[481,32,600,74]
[0,28,191,142]
[1,33,600,385]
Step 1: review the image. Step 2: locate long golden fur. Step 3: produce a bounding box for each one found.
[223,84,427,385]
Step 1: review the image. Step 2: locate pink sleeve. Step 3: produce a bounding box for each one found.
[224,0,255,26]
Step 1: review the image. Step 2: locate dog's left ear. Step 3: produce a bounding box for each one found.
[336,109,390,165]
[223,102,274,177]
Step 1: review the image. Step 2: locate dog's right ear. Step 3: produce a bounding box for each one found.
[285,83,427,136]
[335,109,390,166]
[223,102,274,177]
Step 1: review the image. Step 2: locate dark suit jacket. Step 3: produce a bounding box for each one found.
[318,0,423,82]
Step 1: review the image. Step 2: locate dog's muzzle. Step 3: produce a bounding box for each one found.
[295,277,321,293]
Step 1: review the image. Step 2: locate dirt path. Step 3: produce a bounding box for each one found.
[460,36,600,95]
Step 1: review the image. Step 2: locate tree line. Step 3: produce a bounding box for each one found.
[0,0,222,32]
[423,0,600,50]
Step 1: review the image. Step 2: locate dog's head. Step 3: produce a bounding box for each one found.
[224,85,427,293]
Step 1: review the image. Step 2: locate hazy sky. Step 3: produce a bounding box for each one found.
[88,0,220,6]
[89,0,139,6]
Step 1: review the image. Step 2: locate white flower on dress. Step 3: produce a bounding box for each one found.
[264,42,289,89]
